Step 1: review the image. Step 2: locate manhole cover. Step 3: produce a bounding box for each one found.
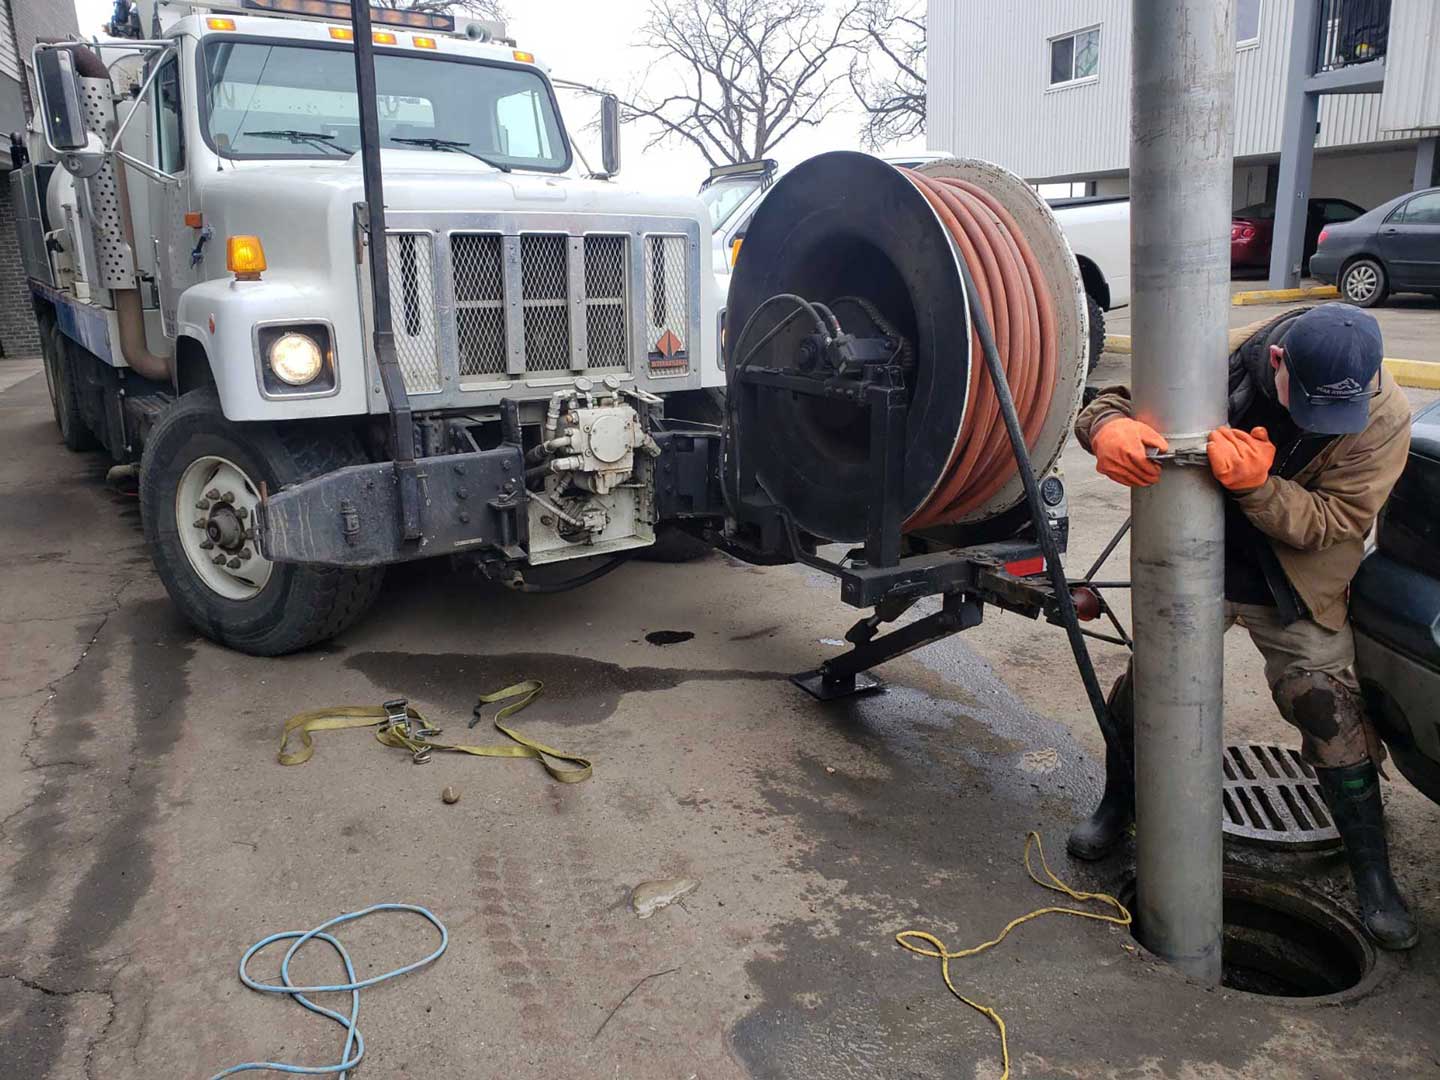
[1221,744,1341,851]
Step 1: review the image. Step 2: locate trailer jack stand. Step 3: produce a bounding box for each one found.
[790,591,984,701]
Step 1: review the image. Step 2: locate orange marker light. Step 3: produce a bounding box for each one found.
[328,26,353,40]
[206,16,236,31]
[512,50,535,63]
[184,211,203,229]
[729,236,743,267]
[226,235,267,280]
[413,35,437,49]
[372,30,397,45]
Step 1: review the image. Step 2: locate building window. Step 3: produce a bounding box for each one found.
[1237,0,1262,46]
[1050,27,1100,87]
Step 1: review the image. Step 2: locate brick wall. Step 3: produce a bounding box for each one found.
[0,181,37,357]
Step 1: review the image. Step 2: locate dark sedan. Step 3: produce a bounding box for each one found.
[1231,197,1365,273]
[1310,186,1440,307]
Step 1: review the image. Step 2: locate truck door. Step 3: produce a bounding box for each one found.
[1378,191,1440,289]
[146,51,196,341]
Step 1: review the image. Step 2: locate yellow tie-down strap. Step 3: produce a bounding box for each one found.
[278,680,591,783]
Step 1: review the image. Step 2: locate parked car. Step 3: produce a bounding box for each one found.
[1352,398,1440,807]
[1310,186,1440,307]
[703,154,1130,372]
[1230,198,1365,273]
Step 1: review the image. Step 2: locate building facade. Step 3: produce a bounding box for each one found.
[928,0,1440,217]
[0,0,80,357]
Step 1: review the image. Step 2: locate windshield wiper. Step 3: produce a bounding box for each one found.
[244,129,352,155]
[389,136,512,173]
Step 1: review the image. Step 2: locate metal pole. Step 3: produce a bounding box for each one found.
[1129,0,1234,986]
[351,1,422,540]
[1268,0,1321,290]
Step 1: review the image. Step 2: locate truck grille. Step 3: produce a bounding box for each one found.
[388,232,442,393]
[452,233,506,377]
[645,235,689,377]
[381,220,693,398]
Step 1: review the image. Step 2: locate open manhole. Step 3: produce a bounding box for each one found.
[1222,744,1341,851]
[1126,871,1379,1003]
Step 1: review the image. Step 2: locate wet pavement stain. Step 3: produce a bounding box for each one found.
[644,630,695,646]
[345,650,791,727]
[0,598,195,1079]
[721,660,1128,1078]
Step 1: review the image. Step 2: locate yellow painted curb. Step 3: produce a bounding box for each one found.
[1384,357,1440,390]
[1231,285,1339,306]
[1101,337,1440,390]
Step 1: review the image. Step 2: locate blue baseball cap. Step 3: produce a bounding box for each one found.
[1280,303,1383,435]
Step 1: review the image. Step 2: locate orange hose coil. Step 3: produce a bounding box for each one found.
[900,170,1059,528]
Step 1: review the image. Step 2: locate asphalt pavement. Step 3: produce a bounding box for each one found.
[2,358,1438,1079]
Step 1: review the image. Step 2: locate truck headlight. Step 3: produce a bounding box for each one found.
[253,322,337,398]
[269,332,324,385]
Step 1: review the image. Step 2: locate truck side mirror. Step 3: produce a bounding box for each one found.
[36,48,87,152]
[600,94,621,178]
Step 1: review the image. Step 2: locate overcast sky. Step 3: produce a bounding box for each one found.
[71,0,926,194]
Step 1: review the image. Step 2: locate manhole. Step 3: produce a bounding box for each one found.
[1126,871,1380,1004]
[1221,744,1341,851]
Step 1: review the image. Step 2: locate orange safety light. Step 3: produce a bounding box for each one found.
[328,26,354,40]
[226,235,267,280]
[206,16,236,31]
[512,50,535,63]
[729,236,743,267]
[413,35,437,49]
[372,30,397,45]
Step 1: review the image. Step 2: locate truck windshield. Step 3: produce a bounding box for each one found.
[700,177,763,231]
[201,40,569,171]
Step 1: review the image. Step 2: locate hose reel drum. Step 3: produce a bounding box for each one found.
[723,152,1090,547]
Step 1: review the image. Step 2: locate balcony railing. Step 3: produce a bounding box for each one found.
[1314,0,1390,76]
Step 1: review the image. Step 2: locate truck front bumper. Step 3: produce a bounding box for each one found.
[255,431,724,569]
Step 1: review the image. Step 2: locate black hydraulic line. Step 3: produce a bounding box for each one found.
[510,555,631,593]
[953,256,1119,745]
[351,1,421,540]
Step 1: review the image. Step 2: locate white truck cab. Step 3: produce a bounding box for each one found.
[19,0,723,654]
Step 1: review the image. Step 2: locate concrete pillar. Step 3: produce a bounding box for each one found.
[1269,0,1322,289]
[1129,0,1234,987]
[1415,137,1439,191]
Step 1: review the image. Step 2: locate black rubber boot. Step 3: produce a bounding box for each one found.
[1316,761,1420,951]
[1068,670,1135,861]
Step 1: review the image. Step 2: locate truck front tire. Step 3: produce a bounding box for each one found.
[140,389,385,656]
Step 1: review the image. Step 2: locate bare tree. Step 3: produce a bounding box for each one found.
[372,0,506,21]
[848,0,925,150]
[617,0,862,168]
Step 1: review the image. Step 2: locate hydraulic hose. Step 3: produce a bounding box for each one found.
[938,202,1118,748]
[899,170,1059,529]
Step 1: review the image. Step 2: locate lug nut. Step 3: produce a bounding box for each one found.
[212,554,227,565]
[194,517,208,528]
[221,492,235,504]
[206,488,220,500]
[199,540,215,550]
[195,499,210,510]
[234,506,249,520]
[239,549,252,561]
[227,557,242,569]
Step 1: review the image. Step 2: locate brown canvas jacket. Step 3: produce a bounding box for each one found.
[1075,320,1412,630]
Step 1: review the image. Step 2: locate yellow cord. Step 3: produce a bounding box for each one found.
[895,832,1132,1080]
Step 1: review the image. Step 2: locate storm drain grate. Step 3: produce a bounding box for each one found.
[1221,744,1341,851]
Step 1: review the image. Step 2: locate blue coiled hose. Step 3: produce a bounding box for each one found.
[208,903,448,1079]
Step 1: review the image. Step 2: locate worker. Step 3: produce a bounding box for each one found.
[1069,303,1416,951]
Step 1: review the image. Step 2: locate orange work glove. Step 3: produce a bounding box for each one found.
[1090,417,1169,487]
[1207,426,1275,492]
